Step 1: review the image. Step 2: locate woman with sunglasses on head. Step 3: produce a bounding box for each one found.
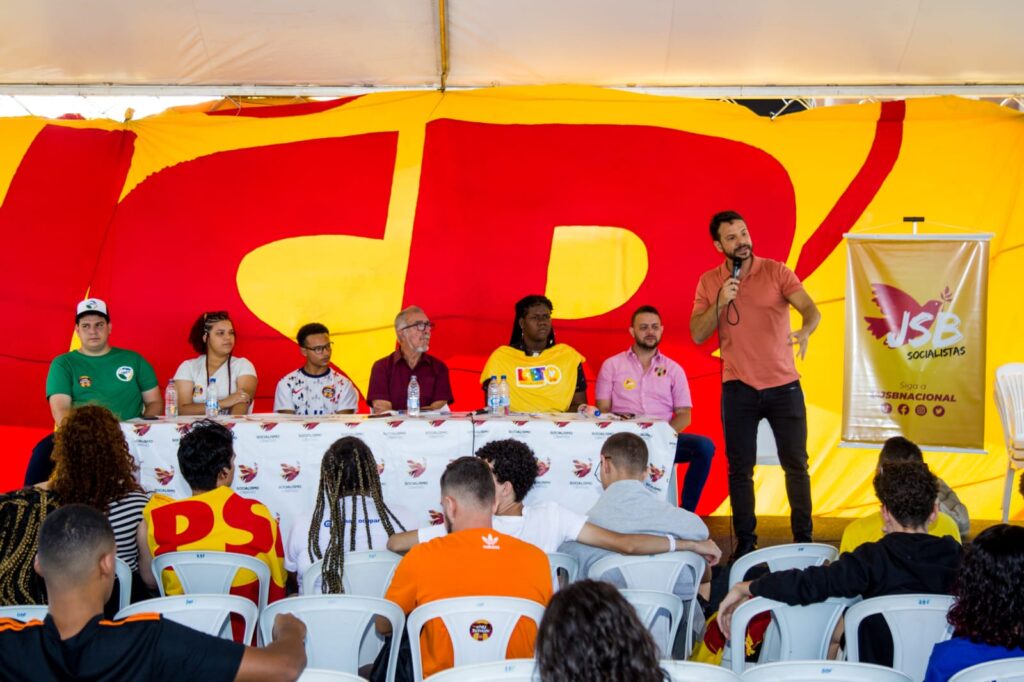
[174,311,258,415]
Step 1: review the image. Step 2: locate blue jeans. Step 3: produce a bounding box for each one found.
[674,433,715,512]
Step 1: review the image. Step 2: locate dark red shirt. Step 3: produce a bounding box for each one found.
[367,350,454,410]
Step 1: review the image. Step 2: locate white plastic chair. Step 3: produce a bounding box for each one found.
[740,660,912,681]
[116,594,258,643]
[661,660,741,681]
[300,550,402,597]
[115,557,132,612]
[426,658,537,681]
[725,596,854,674]
[620,589,685,658]
[728,543,838,589]
[0,605,48,622]
[297,671,365,681]
[844,594,955,682]
[949,657,1024,682]
[588,550,706,658]
[406,596,545,682]
[151,550,271,612]
[995,363,1024,522]
[258,595,405,682]
[547,552,578,591]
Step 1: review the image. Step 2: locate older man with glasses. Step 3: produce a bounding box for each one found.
[367,306,453,413]
[274,322,358,415]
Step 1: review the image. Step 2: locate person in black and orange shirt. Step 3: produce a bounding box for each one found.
[0,504,306,682]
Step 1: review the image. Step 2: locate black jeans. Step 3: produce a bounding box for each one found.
[721,379,812,544]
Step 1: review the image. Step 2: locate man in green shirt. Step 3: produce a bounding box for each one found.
[26,299,163,484]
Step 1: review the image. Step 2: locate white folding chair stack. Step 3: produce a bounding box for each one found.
[300,550,402,598]
[0,605,48,622]
[995,363,1024,522]
[661,660,741,681]
[426,658,537,681]
[546,552,578,591]
[727,596,855,674]
[114,556,132,612]
[739,661,912,681]
[405,596,545,682]
[844,594,955,682]
[588,550,706,658]
[151,550,271,612]
[258,594,405,682]
[620,589,685,658]
[949,657,1024,682]
[116,594,258,643]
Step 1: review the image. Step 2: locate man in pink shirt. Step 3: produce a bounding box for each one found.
[690,210,821,558]
[596,305,715,511]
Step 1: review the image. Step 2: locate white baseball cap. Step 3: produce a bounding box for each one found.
[76,298,109,321]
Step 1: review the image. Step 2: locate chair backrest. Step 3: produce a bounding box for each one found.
[151,550,271,611]
[426,659,537,681]
[996,364,1024,456]
[844,594,955,682]
[114,557,132,612]
[0,605,48,622]
[620,589,685,658]
[948,657,1024,682]
[258,594,405,682]
[588,550,706,658]
[726,596,854,673]
[297,670,365,681]
[739,661,912,681]
[660,659,741,681]
[406,596,545,682]
[728,543,838,589]
[115,594,258,644]
[300,550,402,598]
[546,552,578,591]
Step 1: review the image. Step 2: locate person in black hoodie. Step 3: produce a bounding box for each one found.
[718,459,961,666]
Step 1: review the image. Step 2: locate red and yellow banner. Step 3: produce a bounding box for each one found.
[844,237,989,450]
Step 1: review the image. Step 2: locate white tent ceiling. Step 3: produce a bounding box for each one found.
[1,0,1023,94]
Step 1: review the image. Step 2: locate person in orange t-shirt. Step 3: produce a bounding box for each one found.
[690,211,821,559]
[378,457,551,679]
[137,420,287,610]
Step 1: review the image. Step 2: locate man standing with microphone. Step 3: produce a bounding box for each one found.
[690,211,820,559]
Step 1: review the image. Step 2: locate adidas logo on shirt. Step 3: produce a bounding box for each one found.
[481,533,501,550]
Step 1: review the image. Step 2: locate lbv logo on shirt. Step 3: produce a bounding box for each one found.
[515,365,562,387]
[481,533,501,550]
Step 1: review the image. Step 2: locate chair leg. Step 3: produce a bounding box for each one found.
[1003,464,1015,524]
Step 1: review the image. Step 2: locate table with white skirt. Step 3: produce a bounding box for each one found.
[121,414,678,550]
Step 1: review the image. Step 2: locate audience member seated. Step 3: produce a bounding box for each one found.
[28,297,162,485]
[387,439,720,566]
[0,485,58,605]
[286,436,416,592]
[274,322,358,415]
[535,579,669,682]
[840,436,967,554]
[559,432,714,599]
[481,295,587,414]
[375,457,551,679]
[0,504,306,682]
[138,420,287,608]
[367,306,453,413]
[718,460,961,666]
[174,311,257,416]
[924,524,1024,681]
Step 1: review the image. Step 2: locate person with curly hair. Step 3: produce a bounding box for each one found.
[285,437,416,593]
[924,524,1024,681]
[174,311,257,415]
[387,438,720,567]
[718,460,961,666]
[535,579,668,682]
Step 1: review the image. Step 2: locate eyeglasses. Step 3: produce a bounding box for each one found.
[400,321,435,333]
[304,342,333,353]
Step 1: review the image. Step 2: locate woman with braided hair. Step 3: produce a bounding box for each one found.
[285,437,416,593]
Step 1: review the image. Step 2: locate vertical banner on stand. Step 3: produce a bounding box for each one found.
[843,235,990,450]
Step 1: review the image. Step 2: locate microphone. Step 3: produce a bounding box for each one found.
[732,256,743,280]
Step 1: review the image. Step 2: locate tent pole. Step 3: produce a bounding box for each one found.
[438,0,450,92]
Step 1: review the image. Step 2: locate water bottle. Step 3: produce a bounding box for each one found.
[498,375,511,416]
[205,377,220,417]
[407,375,421,416]
[487,375,500,414]
[164,381,178,417]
